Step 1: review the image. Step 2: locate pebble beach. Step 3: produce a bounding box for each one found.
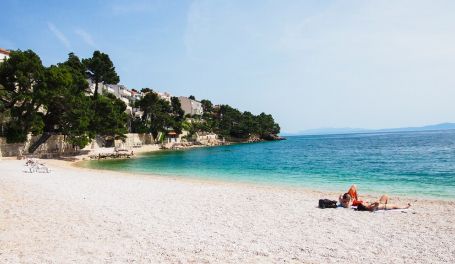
[0,159,454,263]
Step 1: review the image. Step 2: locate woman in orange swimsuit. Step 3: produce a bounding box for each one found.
[339,185,411,211]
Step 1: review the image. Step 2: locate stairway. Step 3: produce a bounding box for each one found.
[28,133,52,154]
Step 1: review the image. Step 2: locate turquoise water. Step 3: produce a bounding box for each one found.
[83,130,455,199]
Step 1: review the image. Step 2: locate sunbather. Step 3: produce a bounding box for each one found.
[339,184,411,211]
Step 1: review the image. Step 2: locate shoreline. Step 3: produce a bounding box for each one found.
[5,156,455,206]
[75,154,455,202]
[1,158,454,263]
[4,138,453,202]
[70,157,452,203]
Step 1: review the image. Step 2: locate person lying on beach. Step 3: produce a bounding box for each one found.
[339,185,411,211]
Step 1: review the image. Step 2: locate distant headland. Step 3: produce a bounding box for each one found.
[283,122,455,136]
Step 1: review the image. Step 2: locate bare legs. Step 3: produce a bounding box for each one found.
[378,194,389,204]
[368,194,411,211]
[347,185,358,201]
[340,185,412,211]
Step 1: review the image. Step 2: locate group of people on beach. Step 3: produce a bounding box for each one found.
[339,185,411,211]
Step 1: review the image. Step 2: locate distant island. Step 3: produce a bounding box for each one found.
[283,122,455,136]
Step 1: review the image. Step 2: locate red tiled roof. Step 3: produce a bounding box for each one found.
[0,48,10,55]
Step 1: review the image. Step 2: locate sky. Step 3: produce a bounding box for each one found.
[1,0,455,133]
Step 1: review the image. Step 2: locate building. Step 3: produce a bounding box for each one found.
[104,84,133,114]
[0,48,10,63]
[178,96,203,116]
[87,81,134,115]
[130,89,143,103]
[87,80,108,96]
[105,84,131,99]
[157,92,172,103]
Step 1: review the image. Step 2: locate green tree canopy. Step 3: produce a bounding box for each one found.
[171,96,184,120]
[206,104,280,140]
[90,93,128,140]
[201,99,213,113]
[59,52,89,94]
[82,51,119,98]
[170,96,185,134]
[41,64,94,148]
[0,48,282,148]
[0,50,46,142]
[135,92,172,139]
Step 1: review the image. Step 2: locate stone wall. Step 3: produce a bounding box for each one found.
[0,134,80,158]
[0,137,28,157]
[1,133,156,158]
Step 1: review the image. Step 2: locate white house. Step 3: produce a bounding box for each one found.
[105,84,128,98]
[157,92,172,103]
[0,48,10,63]
[104,84,134,114]
[87,80,108,96]
[130,89,142,102]
[178,96,203,116]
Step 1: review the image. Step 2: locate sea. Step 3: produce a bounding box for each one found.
[83,130,455,200]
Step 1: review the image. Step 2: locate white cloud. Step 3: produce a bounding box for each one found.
[47,22,71,50]
[75,29,96,48]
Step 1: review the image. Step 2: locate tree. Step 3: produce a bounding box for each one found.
[141,87,153,93]
[170,96,185,134]
[60,94,93,148]
[189,95,195,100]
[90,93,128,140]
[216,105,243,137]
[82,51,119,98]
[60,52,89,93]
[255,113,280,139]
[41,65,75,132]
[41,64,94,148]
[171,97,184,120]
[209,104,280,140]
[136,92,173,139]
[0,50,46,142]
[201,99,213,113]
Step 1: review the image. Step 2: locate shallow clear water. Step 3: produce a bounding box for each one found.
[83,130,455,199]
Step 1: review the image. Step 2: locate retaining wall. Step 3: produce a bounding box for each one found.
[0,133,155,158]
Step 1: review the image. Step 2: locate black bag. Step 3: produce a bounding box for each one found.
[318,199,337,209]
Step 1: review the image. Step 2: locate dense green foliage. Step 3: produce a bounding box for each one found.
[216,105,280,139]
[186,99,281,140]
[0,50,127,147]
[131,91,184,140]
[82,51,120,98]
[0,50,46,142]
[0,49,280,151]
[90,93,128,141]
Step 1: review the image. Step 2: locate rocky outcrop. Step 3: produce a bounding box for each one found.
[262,134,286,141]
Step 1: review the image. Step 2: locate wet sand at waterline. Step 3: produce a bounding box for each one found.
[0,159,454,263]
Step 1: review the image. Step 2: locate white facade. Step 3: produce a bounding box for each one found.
[157,92,172,103]
[0,48,10,63]
[105,84,129,98]
[86,81,136,116]
[104,84,135,115]
[132,93,142,101]
[87,80,108,96]
[178,96,203,116]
